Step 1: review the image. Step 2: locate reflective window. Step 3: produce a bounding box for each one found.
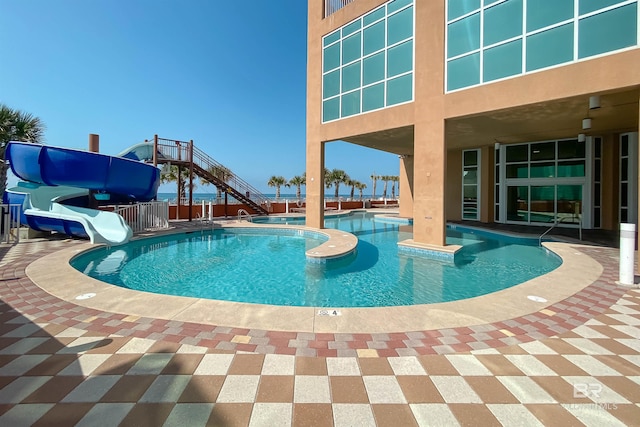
[447,0,480,20]
[578,3,637,59]
[526,24,573,71]
[387,74,412,105]
[447,53,480,91]
[341,91,361,117]
[387,40,413,77]
[483,39,522,82]
[527,0,573,32]
[363,52,385,85]
[446,0,638,91]
[388,7,413,45]
[483,0,523,46]
[363,83,385,112]
[321,0,414,122]
[363,21,385,55]
[447,13,480,57]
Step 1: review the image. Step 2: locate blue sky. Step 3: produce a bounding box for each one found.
[1,0,399,195]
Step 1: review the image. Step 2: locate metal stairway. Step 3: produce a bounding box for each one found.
[149,137,271,215]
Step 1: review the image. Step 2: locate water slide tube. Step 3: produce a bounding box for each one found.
[4,141,161,245]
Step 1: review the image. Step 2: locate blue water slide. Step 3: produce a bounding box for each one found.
[4,141,161,245]
[6,141,160,201]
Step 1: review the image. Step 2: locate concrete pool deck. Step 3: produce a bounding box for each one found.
[1,232,639,426]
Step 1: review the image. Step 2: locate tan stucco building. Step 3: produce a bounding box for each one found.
[306,0,640,252]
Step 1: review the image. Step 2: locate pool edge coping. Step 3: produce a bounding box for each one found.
[24,225,605,333]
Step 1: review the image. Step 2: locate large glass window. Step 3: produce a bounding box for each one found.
[446,0,638,91]
[500,139,587,225]
[462,149,480,220]
[322,0,414,122]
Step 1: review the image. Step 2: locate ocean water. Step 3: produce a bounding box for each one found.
[156,192,396,202]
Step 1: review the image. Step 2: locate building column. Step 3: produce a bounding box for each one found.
[412,118,447,246]
[399,155,414,218]
[305,139,325,229]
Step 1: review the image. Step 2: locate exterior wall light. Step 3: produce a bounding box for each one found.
[578,133,586,142]
[582,118,592,130]
[589,95,601,110]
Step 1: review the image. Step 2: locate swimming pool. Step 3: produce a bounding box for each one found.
[71,212,562,307]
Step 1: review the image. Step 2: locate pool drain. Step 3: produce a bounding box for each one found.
[75,293,96,300]
[318,309,342,316]
[527,295,547,303]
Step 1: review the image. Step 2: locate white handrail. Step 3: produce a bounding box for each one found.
[237,209,252,222]
[113,201,170,233]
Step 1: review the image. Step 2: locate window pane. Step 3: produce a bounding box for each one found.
[363,83,385,112]
[506,144,528,162]
[594,183,601,205]
[483,39,522,82]
[388,0,413,14]
[447,0,480,20]
[342,20,361,37]
[341,90,361,117]
[387,40,413,77]
[342,61,361,92]
[323,31,340,47]
[323,98,340,122]
[531,142,555,161]
[464,150,478,166]
[363,21,385,55]
[578,4,637,59]
[363,52,385,85]
[484,0,500,5]
[464,185,478,198]
[558,139,585,159]
[530,162,555,178]
[388,6,413,45]
[579,0,627,15]
[557,185,582,224]
[323,43,341,72]
[447,13,480,57]
[594,159,601,181]
[386,74,413,105]
[506,163,528,178]
[464,169,478,184]
[531,186,555,223]
[363,7,385,26]
[557,160,585,177]
[323,70,340,99]
[595,138,602,157]
[484,0,523,46]
[621,183,628,206]
[526,23,574,72]
[594,207,601,227]
[507,186,529,222]
[447,53,480,90]
[527,0,573,32]
[342,32,362,65]
[621,157,628,180]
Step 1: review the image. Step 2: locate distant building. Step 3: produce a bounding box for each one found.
[306,0,639,249]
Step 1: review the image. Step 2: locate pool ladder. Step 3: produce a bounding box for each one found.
[538,215,582,246]
[237,209,253,222]
[195,213,215,234]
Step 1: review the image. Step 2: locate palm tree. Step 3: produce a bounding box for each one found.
[327,168,349,199]
[391,176,399,199]
[356,182,367,200]
[160,164,195,201]
[288,175,306,201]
[268,175,288,199]
[381,175,390,199]
[204,164,234,199]
[0,104,45,194]
[370,173,379,199]
[347,178,357,200]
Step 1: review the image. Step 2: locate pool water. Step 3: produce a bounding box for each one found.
[71,212,562,307]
